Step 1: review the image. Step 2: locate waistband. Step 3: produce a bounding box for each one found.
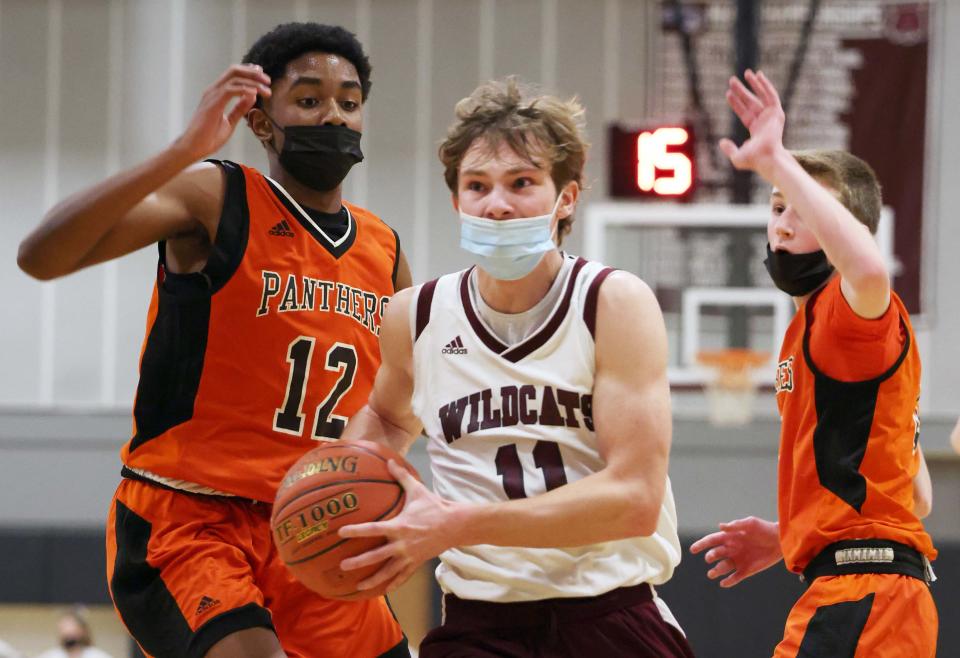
[120,466,264,506]
[441,583,653,630]
[802,539,935,585]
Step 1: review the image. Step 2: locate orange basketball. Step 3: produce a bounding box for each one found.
[271,440,419,598]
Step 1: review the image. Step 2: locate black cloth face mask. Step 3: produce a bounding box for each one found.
[264,112,363,191]
[763,243,835,296]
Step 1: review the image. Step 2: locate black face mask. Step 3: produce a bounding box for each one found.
[264,113,363,191]
[763,243,835,296]
[61,638,85,650]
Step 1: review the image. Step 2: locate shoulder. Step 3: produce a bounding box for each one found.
[169,161,233,234]
[593,270,667,365]
[595,269,658,310]
[387,285,418,315]
[811,275,898,336]
[344,201,389,229]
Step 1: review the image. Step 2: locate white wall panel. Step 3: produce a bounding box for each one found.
[52,0,112,404]
[492,0,542,83]
[364,0,419,276]
[0,0,53,405]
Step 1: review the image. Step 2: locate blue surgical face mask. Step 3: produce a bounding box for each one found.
[459,196,562,280]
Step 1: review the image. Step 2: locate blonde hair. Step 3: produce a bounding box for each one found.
[439,78,589,244]
[793,150,882,234]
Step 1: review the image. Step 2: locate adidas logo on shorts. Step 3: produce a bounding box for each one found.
[268,219,295,237]
[195,595,221,616]
[442,336,468,355]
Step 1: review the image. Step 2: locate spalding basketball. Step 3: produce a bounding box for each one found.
[271,440,418,598]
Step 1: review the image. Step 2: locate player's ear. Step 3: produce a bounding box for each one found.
[247,106,273,144]
[557,181,579,219]
[451,193,460,213]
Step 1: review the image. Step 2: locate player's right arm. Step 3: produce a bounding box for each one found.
[17,64,271,280]
[341,287,423,455]
[720,70,890,319]
[690,516,783,587]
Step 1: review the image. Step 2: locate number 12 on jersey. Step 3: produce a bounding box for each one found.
[274,336,357,440]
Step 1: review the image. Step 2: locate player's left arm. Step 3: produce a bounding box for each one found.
[394,247,413,291]
[913,445,932,518]
[341,287,422,455]
[721,70,890,318]
[338,272,673,594]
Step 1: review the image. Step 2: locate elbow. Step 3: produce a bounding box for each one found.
[620,488,664,538]
[631,511,660,538]
[17,244,47,280]
[849,264,890,298]
[17,241,62,280]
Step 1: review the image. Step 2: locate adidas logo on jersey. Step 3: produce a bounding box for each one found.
[442,336,468,355]
[268,219,295,237]
[195,595,221,616]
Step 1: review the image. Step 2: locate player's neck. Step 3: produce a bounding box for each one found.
[476,249,564,314]
[269,166,344,214]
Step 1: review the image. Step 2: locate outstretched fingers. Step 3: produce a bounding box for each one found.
[387,459,420,491]
[706,559,736,580]
[340,543,394,572]
[356,556,406,592]
[690,531,726,555]
[728,75,764,116]
[745,69,781,109]
[339,520,391,539]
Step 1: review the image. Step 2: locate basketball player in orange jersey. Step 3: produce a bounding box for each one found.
[333,79,695,657]
[690,70,937,657]
[17,22,411,658]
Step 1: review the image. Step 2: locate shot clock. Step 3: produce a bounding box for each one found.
[608,122,696,200]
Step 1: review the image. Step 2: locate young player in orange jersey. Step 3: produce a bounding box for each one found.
[691,70,937,657]
[18,23,411,658]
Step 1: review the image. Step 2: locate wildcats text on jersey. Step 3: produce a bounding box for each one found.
[257,270,389,335]
[438,385,594,443]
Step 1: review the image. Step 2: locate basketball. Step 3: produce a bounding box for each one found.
[271,440,419,598]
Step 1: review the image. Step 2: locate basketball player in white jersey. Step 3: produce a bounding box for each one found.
[337,79,694,657]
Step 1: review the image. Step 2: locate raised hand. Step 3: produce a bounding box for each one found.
[689,516,783,588]
[174,64,271,161]
[718,69,788,183]
[337,460,454,597]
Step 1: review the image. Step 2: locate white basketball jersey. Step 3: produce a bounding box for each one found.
[410,255,682,602]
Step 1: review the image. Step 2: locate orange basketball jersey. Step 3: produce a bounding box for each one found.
[775,276,936,574]
[121,161,400,503]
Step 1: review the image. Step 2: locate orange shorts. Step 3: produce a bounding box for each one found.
[105,478,406,658]
[773,573,937,658]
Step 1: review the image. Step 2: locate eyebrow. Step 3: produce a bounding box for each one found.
[288,76,362,92]
[460,165,544,178]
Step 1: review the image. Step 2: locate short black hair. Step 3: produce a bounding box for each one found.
[243,22,372,102]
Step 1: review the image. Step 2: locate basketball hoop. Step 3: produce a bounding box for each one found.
[696,349,770,426]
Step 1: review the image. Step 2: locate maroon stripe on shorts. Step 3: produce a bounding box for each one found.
[421,583,695,658]
[442,583,653,630]
[415,278,439,342]
[583,267,616,339]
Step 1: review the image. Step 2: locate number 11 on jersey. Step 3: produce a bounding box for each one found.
[495,441,568,499]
